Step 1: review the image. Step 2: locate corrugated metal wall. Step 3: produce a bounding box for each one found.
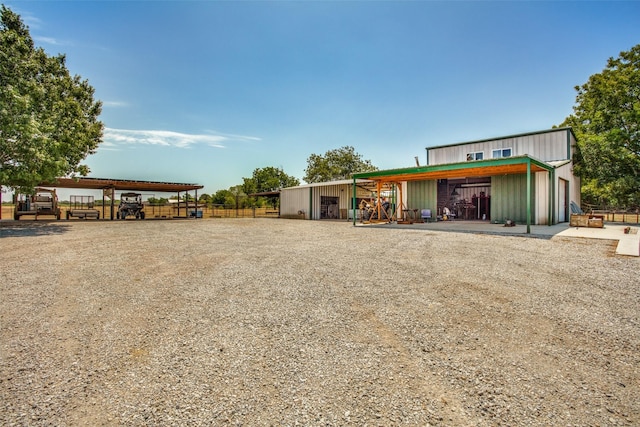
[535,172,550,225]
[407,180,437,211]
[491,174,535,224]
[555,163,580,208]
[428,129,571,165]
[281,184,371,219]
[280,187,310,218]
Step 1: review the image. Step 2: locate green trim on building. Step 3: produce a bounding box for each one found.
[353,155,553,180]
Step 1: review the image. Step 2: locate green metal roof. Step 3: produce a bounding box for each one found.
[352,155,553,183]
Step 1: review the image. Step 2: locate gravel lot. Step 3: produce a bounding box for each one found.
[1,218,638,426]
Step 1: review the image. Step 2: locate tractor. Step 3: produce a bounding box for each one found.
[117,192,145,220]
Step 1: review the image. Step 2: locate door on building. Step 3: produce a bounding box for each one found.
[320,196,339,219]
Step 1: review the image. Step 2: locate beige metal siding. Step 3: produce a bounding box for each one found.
[555,162,580,212]
[281,183,372,220]
[311,185,352,219]
[280,187,310,218]
[535,171,550,225]
[428,129,571,165]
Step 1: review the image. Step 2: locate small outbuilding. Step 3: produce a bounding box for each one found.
[280,179,381,220]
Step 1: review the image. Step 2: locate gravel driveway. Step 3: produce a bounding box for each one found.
[1,219,638,426]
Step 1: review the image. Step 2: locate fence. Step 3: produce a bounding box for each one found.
[588,210,640,224]
[3,203,639,224]
[1,204,281,220]
[143,204,280,219]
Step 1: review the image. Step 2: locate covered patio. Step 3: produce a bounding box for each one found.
[352,155,555,233]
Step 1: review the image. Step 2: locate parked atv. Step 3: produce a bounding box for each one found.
[117,192,145,220]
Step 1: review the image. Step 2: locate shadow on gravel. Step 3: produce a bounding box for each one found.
[0,221,71,238]
[372,221,561,240]
[425,227,556,240]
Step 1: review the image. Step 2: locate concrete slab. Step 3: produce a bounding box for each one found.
[557,224,640,256]
[366,220,640,256]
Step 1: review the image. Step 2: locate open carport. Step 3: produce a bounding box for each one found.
[2,177,204,220]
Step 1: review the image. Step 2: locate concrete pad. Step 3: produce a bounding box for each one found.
[554,225,639,256]
[371,220,640,257]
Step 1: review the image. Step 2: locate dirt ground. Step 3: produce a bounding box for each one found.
[0,219,638,426]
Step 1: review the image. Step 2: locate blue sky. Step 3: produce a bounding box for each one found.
[4,0,640,197]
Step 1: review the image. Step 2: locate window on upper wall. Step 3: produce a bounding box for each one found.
[466,151,483,161]
[492,148,512,158]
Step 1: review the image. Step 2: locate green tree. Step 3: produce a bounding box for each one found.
[229,185,247,209]
[242,166,299,194]
[303,146,378,183]
[561,44,640,208]
[147,197,168,205]
[198,193,211,204]
[0,6,103,193]
[211,189,233,206]
[242,166,299,207]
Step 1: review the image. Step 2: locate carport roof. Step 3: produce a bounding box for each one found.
[352,155,554,183]
[40,177,204,193]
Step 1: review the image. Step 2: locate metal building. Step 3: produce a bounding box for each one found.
[280,179,378,220]
[353,128,580,233]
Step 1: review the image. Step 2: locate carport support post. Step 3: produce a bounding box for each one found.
[110,187,115,220]
[526,160,531,234]
[398,181,404,221]
[352,177,357,226]
[376,181,382,220]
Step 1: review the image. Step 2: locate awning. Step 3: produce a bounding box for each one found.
[352,155,555,233]
[352,155,553,182]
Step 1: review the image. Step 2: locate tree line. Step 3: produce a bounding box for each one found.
[2,5,638,209]
[147,146,378,209]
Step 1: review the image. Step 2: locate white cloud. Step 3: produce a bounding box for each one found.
[17,10,43,30]
[33,36,61,45]
[103,128,261,149]
[102,101,129,108]
[97,140,121,151]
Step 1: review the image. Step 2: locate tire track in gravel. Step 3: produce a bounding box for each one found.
[339,290,476,426]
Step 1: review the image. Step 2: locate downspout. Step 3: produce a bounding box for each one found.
[526,160,531,234]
